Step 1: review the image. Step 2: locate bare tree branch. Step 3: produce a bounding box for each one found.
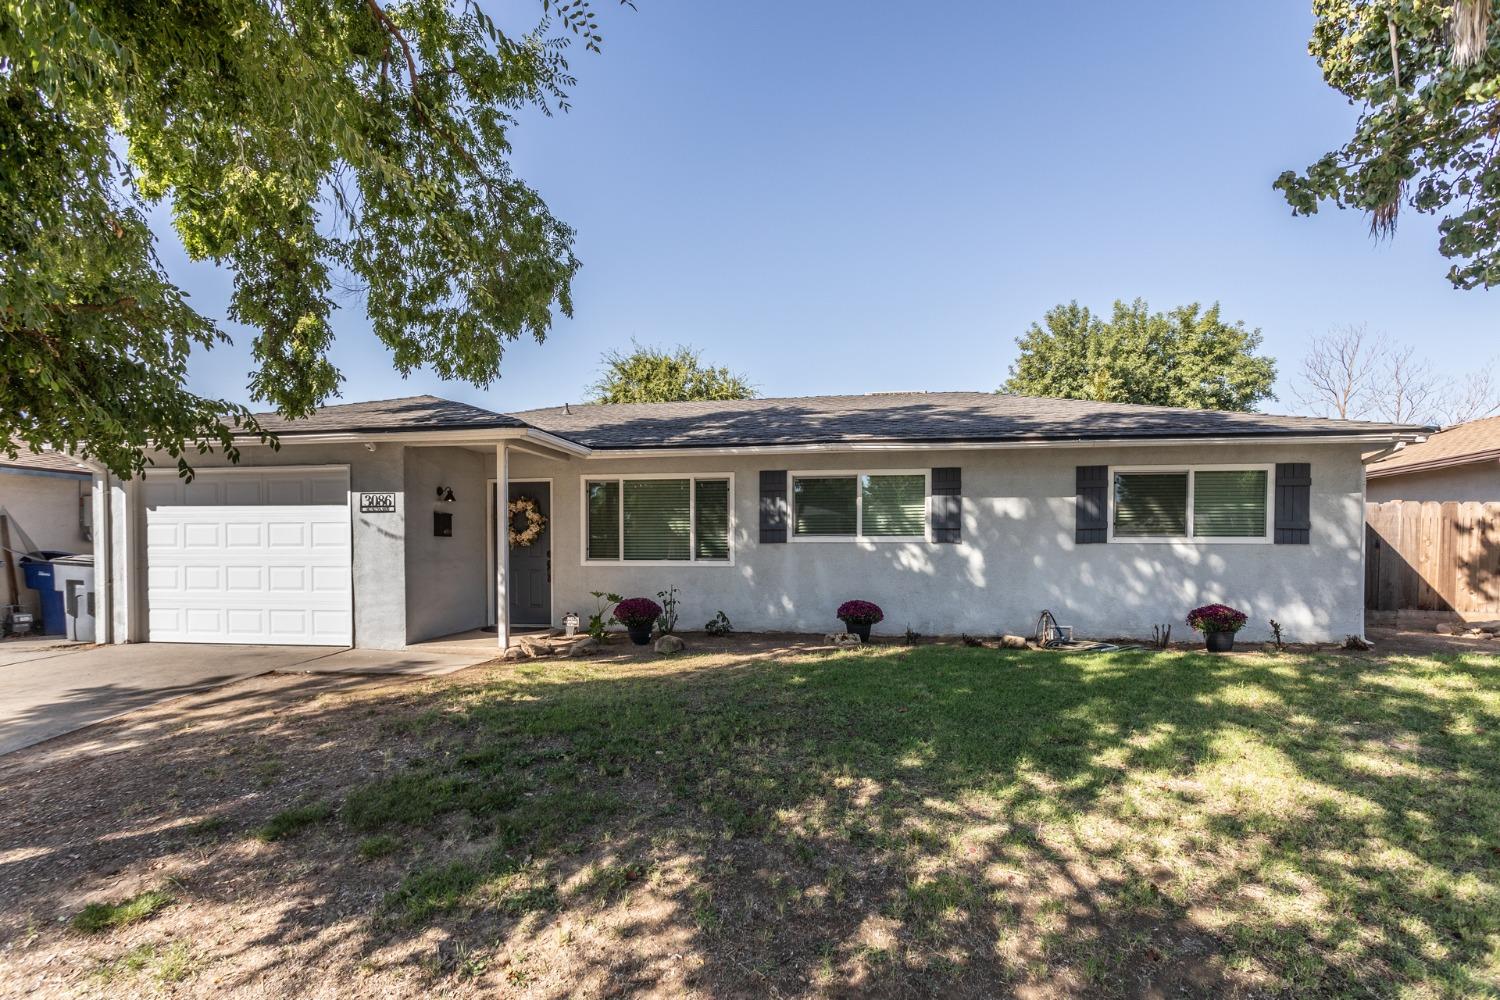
[1294,324,1385,419]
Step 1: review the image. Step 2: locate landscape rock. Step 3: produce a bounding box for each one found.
[563,636,599,657]
[654,635,685,654]
[999,634,1029,650]
[1435,622,1459,635]
[825,632,861,648]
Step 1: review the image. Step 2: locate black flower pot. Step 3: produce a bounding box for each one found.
[627,624,653,646]
[1205,630,1235,653]
[846,622,872,644]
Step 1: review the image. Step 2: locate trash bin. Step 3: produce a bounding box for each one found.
[51,554,95,643]
[19,552,73,636]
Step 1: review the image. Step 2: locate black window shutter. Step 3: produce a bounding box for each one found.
[1076,465,1108,544]
[1274,463,1311,544]
[931,467,961,543]
[759,470,788,543]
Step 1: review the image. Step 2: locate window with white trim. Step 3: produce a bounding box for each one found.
[1110,466,1270,541]
[583,475,733,563]
[791,471,928,541]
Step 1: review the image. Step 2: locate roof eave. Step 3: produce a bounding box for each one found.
[580,429,1427,459]
[1365,449,1500,479]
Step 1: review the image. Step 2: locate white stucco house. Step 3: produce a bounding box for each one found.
[86,392,1426,650]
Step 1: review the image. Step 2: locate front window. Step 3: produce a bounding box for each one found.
[791,471,928,540]
[1112,467,1269,541]
[584,476,732,563]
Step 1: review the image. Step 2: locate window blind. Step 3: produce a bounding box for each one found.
[694,479,730,560]
[793,476,857,536]
[1113,472,1188,536]
[623,479,691,560]
[1193,470,1267,537]
[861,474,925,536]
[585,480,620,560]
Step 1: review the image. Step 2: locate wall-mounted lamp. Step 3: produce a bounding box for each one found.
[436,486,456,503]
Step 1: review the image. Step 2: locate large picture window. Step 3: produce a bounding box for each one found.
[791,471,928,541]
[583,475,733,563]
[1111,466,1270,542]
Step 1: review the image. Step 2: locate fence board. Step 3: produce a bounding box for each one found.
[1365,500,1500,615]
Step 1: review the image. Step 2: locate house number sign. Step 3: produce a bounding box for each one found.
[359,492,397,513]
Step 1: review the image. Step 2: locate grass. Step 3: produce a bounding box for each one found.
[91,941,199,984]
[71,888,175,934]
[313,643,1500,996]
[43,642,1500,996]
[252,800,333,843]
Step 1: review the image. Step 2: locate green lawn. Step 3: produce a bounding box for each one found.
[319,643,1500,996]
[26,643,1500,997]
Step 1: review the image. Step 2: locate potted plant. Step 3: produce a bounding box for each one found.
[614,597,662,646]
[1187,603,1248,653]
[836,599,884,644]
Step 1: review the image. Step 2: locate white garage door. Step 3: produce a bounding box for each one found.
[144,467,352,646]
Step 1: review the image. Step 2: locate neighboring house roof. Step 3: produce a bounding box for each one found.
[511,392,1428,451]
[1,442,91,477]
[251,395,528,435]
[1366,414,1500,479]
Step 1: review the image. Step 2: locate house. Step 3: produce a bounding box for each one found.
[1366,415,1500,502]
[1,443,94,618]
[88,392,1426,649]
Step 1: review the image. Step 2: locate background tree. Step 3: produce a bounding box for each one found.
[1294,326,1499,425]
[588,343,756,404]
[1276,0,1500,288]
[2,0,625,478]
[1001,300,1278,411]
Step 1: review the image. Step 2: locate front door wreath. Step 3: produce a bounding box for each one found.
[508,495,546,547]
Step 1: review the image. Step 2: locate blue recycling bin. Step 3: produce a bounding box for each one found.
[20,553,73,636]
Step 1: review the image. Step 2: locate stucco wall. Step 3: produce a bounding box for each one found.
[124,443,409,649]
[0,470,91,616]
[403,446,489,643]
[498,441,1368,643]
[1366,462,1500,503]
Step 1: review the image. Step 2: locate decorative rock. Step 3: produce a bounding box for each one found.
[999,634,1029,650]
[825,632,861,648]
[563,636,599,657]
[1435,622,1459,635]
[654,635,685,654]
[500,644,526,661]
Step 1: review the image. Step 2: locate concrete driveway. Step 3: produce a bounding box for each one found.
[0,640,497,757]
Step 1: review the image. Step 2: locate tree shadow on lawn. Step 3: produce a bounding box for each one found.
[1,646,1498,997]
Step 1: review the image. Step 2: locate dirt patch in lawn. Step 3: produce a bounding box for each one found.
[1,638,1496,998]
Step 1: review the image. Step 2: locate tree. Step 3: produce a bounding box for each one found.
[588,343,756,404]
[1294,327,1500,426]
[1000,300,1278,412]
[1,0,625,478]
[1294,324,1386,419]
[1276,1,1500,288]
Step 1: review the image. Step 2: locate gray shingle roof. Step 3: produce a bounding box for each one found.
[511,392,1427,450]
[251,395,526,435]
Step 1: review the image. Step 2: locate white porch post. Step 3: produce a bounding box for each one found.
[496,442,509,650]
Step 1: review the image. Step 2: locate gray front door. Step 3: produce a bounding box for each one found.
[508,482,551,626]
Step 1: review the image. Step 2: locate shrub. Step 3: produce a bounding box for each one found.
[704,610,733,636]
[656,586,681,634]
[836,600,884,626]
[1186,604,1248,634]
[614,597,662,629]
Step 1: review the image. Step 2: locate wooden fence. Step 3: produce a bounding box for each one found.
[1365,501,1500,615]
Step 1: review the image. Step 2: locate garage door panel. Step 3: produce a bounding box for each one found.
[145,469,351,647]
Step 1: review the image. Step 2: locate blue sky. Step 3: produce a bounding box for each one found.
[164,0,1493,416]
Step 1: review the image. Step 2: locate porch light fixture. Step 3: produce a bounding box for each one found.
[436,486,456,503]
